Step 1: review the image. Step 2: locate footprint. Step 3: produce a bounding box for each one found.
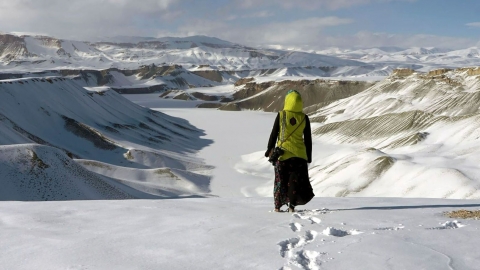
[293,213,321,224]
[322,227,362,237]
[292,250,322,270]
[374,225,405,231]
[304,230,318,242]
[278,230,318,258]
[323,227,348,237]
[280,212,325,268]
[427,220,465,230]
[311,208,333,215]
[309,217,321,224]
[293,213,309,220]
[278,237,301,258]
[290,222,302,232]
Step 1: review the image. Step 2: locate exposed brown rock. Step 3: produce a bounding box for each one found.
[136,64,184,80]
[218,103,241,111]
[159,90,174,98]
[457,67,480,76]
[232,81,275,100]
[234,77,254,86]
[427,68,452,76]
[0,34,24,44]
[173,93,194,100]
[190,92,219,101]
[446,210,480,220]
[223,79,374,113]
[37,36,62,48]
[0,34,29,60]
[62,116,117,150]
[392,68,415,77]
[192,70,223,82]
[197,103,223,109]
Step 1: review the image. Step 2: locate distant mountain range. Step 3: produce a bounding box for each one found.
[0,33,360,72]
[316,46,480,70]
[2,32,479,76]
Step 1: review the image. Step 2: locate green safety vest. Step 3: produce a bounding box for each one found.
[277,91,307,161]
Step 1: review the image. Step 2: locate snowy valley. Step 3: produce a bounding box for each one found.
[1,33,480,269]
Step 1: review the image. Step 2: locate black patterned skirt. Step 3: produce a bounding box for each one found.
[273,157,315,209]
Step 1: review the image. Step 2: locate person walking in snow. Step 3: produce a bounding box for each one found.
[265,89,314,213]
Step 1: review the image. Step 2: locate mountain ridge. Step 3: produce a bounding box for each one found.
[5,32,479,75]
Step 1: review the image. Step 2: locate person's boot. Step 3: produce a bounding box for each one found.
[288,204,295,212]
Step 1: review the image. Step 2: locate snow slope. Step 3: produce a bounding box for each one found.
[1,197,479,269]
[0,144,135,200]
[0,77,212,200]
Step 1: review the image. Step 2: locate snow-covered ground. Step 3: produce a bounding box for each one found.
[2,84,480,269]
[2,198,479,269]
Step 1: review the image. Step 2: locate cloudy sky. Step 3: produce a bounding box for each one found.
[0,0,479,50]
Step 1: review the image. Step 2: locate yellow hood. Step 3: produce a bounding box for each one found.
[283,90,303,112]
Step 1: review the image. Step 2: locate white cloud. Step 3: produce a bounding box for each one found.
[178,16,353,46]
[299,32,477,50]
[0,0,474,50]
[466,22,480,28]
[245,11,275,18]
[234,0,416,10]
[353,32,476,49]
[174,16,476,50]
[0,0,179,39]
[225,11,274,21]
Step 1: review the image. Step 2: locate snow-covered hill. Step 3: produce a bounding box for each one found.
[0,76,212,200]
[0,144,137,200]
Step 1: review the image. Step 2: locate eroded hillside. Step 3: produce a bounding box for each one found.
[0,76,213,200]
[304,67,480,198]
[216,79,375,112]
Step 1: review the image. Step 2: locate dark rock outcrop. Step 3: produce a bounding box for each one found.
[221,79,375,112]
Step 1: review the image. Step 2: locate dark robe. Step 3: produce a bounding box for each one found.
[266,113,314,208]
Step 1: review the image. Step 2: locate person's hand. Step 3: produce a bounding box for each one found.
[265,149,271,158]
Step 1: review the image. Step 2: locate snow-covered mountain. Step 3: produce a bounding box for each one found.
[4,32,480,95]
[0,33,362,72]
[317,46,480,71]
[4,32,479,77]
